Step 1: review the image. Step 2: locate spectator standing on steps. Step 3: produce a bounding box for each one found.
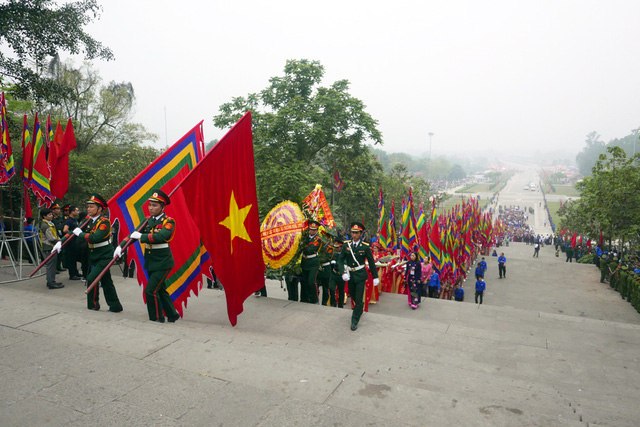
[475,277,486,304]
[498,253,506,278]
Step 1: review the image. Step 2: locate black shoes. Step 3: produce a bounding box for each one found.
[108,307,123,313]
[168,315,180,323]
[350,322,358,331]
[69,276,82,281]
[88,305,100,311]
[47,282,64,289]
[155,317,165,323]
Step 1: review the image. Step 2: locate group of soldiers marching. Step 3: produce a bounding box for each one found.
[38,189,180,323]
[294,220,378,331]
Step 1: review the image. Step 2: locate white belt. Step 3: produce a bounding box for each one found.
[321,262,331,267]
[90,239,111,248]
[148,243,169,249]
[349,265,365,272]
[304,254,317,259]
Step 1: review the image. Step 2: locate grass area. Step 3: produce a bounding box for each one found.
[440,195,463,211]
[547,201,562,225]
[455,183,493,193]
[553,185,580,197]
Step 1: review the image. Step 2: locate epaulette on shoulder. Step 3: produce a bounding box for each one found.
[344,240,352,243]
[362,241,370,246]
[163,216,174,222]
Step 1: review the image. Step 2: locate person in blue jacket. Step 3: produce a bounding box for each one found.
[428,263,441,298]
[478,257,487,275]
[453,283,464,301]
[498,253,506,279]
[475,277,486,304]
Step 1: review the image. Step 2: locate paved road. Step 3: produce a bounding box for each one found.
[1,169,639,426]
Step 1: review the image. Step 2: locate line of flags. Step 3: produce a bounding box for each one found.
[376,189,505,285]
[2,92,76,210]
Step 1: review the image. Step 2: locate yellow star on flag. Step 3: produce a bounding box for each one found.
[219,191,253,254]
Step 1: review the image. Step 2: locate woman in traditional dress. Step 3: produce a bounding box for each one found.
[405,251,422,309]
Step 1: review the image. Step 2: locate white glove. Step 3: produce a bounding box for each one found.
[130,231,142,240]
[72,227,82,236]
[113,246,123,259]
[342,273,350,282]
[52,241,62,253]
[331,260,336,265]
[373,278,379,286]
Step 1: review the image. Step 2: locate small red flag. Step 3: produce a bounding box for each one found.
[179,112,264,326]
[50,119,76,199]
[570,232,577,248]
[24,185,33,221]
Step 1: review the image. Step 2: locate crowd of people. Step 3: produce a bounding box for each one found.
[281,219,497,330]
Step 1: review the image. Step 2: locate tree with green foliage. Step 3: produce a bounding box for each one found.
[0,0,113,104]
[45,61,157,153]
[213,59,386,229]
[447,164,466,181]
[576,131,606,177]
[1,62,159,218]
[560,146,640,247]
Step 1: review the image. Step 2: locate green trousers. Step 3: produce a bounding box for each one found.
[86,258,122,311]
[348,278,366,325]
[145,269,178,321]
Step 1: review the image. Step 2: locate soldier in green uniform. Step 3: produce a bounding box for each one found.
[619,265,629,300]
[316,232,334,306]
[71,194,123,312]
[608,257,619,290]
[300,220,321,304]
[329,236,346,308]
[600,253,609,283]
[631,270,640,310]
[51,202,66,272]
[114,189,179,323]
[338,222,378,331]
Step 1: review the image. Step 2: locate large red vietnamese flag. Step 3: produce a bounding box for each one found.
[179,111,264,326]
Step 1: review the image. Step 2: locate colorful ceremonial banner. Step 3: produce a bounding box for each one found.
[388,197,397,250]
[109,122,210,317]
[21,115,33,184]
[260,201,305,269]
[429,201,442,271]
[50,119,76,199]
[179,112,265,326]
[377,189,391,249]
[333,169,344,192]
[400,188,417,258]
[29,113,54,207]
[302,184,335,228]
[0,92,15,183]
[416,203,429,261]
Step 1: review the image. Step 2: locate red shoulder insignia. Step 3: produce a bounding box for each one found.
[99,223,108,231]
[165,223,173,230]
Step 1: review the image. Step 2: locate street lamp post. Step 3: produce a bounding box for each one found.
[428,132,434,161]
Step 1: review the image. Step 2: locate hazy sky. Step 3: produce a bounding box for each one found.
[82,0,640,157]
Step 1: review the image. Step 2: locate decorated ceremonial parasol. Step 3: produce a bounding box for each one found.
[260,201,306,269]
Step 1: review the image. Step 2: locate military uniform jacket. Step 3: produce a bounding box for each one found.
[338,240,378,282]
[301,234,321,269]
[77,215,112,262]
[137,213,175,272]
[317,239,334,279]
